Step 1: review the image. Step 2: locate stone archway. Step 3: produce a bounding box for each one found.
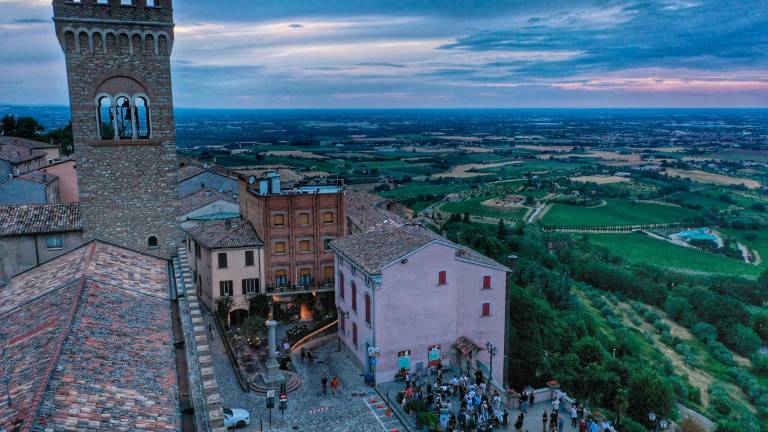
[229,308,249,326]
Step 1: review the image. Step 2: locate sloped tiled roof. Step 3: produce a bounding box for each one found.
[0,135,57,149]
[331,223,509,275]
[18,170,58,185]
[184,221,263,249]
[178,164,238,183]
[346,190,405,232]
[0,203,81,236]
[0,143,46,163]
[0,241,180,432]
[180,188,236,215]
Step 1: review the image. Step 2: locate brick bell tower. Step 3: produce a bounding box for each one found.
[53,0,180,258]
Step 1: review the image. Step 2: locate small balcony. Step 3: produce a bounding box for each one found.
[266,279,335,296]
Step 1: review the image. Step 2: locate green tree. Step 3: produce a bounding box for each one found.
[1,114,15,135]
[13,116,45,139]
[753,311,768,343]
[497,219,507,239]
[626,369,674,427]
[216,297,233,326]
[45,122,74,155]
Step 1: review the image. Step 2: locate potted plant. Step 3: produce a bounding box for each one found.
[417,411,439,431]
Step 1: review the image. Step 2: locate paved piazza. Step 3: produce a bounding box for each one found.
[204,312,404,432]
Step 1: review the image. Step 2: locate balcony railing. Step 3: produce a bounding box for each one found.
[266,280,335,294]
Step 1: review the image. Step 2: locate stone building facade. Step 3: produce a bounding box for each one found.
[53,0,180,257]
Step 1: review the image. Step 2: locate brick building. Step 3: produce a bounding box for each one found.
[53,0,180,257]
[239,173,345,319]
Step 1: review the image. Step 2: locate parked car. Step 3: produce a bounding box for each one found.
[223,408,250,429]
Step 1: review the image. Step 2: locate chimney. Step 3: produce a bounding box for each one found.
[507,254,518,271]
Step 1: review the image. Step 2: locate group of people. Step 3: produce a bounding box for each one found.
[507,387,615,432]
[320,374,341,396]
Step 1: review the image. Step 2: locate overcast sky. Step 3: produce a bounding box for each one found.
[1,0,766,108]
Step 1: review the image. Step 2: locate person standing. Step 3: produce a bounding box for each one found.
[558,416,565,432]
[570,405,578,428]
[330,376,339,395]
[578,419,587,432]
[514,414,524,432]
[503,409,510,430]
[321,375,328,396]
[529,390,535,408]
[542,410,548,432]
[552,397,560,413]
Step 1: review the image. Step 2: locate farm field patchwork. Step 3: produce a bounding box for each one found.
[586,232,763,277]
[542,198,696,227]
[441,195,528,221]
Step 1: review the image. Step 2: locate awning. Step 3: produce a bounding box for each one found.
[455,336,484,354]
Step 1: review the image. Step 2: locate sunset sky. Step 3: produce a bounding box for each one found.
[1,0,766,108]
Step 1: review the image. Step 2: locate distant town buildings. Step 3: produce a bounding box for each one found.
[0,171,59,205]
[185,221,265,325]
[180,188,240,228]
[345,190,411,234]
[0,203,82,283]
[179,163,239,198]
[0,142,47,180]
[331,224,509,385]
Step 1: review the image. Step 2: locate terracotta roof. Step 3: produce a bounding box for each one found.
[346,190,405,232]
[331,223,509,275]
[18,170,58,185]
[0,135,57,149]
[0,203,81,236]
[184,221,263,249]
[0,241,180,432]
[0,143,46,164]
[180,188,236,215]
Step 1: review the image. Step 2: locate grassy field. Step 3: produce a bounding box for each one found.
[721,229,768,268]
[586,232,763,277]
[441,196,528,221]
[542,198,697,226]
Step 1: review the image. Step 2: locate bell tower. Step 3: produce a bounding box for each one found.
[53,0,180,257]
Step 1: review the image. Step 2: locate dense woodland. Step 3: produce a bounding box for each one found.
[438,215,768,432]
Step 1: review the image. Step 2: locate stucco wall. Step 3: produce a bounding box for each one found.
[43,160,79,203]
[0,231,83,282]
[0,160,11,183]
[336,242,507,385]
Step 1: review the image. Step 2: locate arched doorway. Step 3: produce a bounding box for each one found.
[229,309,249,326]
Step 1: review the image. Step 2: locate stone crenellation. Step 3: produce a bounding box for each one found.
[53,0,180,258]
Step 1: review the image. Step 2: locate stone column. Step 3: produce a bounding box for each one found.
[262,320,285,384]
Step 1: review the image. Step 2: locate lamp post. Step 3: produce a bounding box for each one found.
[336,307,349,352]
[485,341,498,387]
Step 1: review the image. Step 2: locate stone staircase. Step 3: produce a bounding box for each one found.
[248,370,302,395]
[175,244,228,432]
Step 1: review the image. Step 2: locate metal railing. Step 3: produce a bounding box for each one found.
[266,281,335,294]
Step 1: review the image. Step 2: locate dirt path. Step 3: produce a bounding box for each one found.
[753,250,762,266]
[737,242,751,264]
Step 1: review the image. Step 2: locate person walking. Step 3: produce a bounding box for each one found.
[321,375,328,396]
[503,409,510,430]
[558,416,565,432]
[521,389,529,413]
[330,376,339,395]
[529,390,535,407]
[542,410,548,432]
[578,419,587,432]
[570,405,578,428]
[514,414,524,432]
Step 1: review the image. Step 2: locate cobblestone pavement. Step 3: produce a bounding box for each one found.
[204,312,404,432]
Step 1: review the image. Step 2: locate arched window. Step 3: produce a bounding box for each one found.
[148,236,158,248]
[97,96,114,140]
[364,293,371,324]
[134,96,150,138]
[115,96,133,139]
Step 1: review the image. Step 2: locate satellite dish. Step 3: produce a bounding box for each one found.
[248,176,257,185]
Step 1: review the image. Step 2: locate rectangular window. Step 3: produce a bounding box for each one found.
[483,275,491,289]
[299,268,312,286]
[352,322,358,347]
[299,240,311,253]
[438,271,447,285]
[45,235,63,250]
[351,283,357,311]
[341,313,346,332]
[275,270,287,287]
[195,243,201,259]
[273,213,285,227]
[481,302,491,317]
[322,211,334,224]
[323,238,333,251]
[323,266,335,284]
[274,241,286,254]
[146,0,157,6]
[298,212,310,226]
[242,278,259,295]
[245,250,255,266]
[217,252,228,269]
[219,280,233,297]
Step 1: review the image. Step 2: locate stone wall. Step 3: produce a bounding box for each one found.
[53,0,180,258]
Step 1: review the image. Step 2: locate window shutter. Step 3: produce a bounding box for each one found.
[482,302,491,316]
[242,280,247,295]
[483,275,491,289]
[438,271,446,285]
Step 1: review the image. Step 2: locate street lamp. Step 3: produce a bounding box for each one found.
[336,306,349,352]
[485,342,498,387]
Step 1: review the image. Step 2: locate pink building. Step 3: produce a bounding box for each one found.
[40,159,79,203]
[330,224,509,385]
